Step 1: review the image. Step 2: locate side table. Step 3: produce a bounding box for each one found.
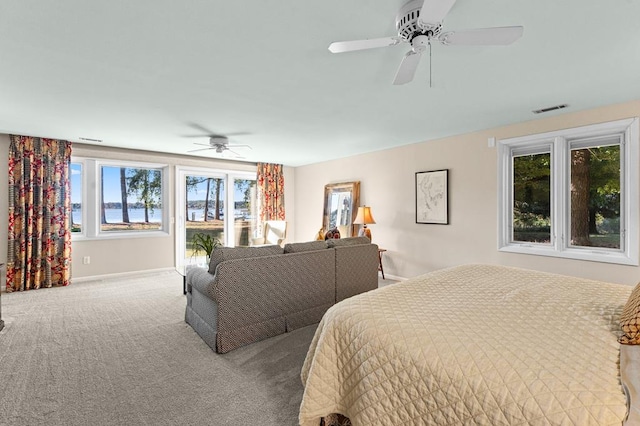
[377,249,387,280]
[176,261,208,295]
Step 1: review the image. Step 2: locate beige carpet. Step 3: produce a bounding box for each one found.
[0,270,318,426]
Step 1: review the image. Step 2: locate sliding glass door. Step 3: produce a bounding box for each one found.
[176,167,257,267]
[231,177,258,246]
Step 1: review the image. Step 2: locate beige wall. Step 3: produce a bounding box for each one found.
[294,99,640,285]
[2,99,639,284]
[0,137,295,278]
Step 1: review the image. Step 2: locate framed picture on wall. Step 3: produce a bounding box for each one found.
[415,169,448,224]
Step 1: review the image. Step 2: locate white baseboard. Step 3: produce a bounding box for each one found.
[379,272,407,281]
[72,267,176,283]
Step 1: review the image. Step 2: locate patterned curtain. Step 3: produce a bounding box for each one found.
[7,135,72,292]
[256,163,285,234]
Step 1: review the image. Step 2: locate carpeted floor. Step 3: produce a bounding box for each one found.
[0,270,318,426]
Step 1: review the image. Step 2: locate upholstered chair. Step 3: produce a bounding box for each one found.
[251,220,287,247]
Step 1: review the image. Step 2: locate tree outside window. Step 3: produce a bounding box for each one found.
[498,118,638,265]
[100,165,163,232]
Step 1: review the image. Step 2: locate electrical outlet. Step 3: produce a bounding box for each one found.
[83,256,91,265]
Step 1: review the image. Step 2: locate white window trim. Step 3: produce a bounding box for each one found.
[72,157,171,240]
[497,117,639,265]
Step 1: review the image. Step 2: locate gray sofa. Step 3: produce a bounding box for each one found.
[185,237,379,353]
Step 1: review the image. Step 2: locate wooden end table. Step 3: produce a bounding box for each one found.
[378,249,387,280]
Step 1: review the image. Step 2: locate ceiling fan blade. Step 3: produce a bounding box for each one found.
[192,142,212,147]
[440,26,524,45]
[419,0,456,26]
[393,51,422,85]
[186,122,217,135]
[224,149,245,159]
[224,132,250,137]
[187,147,214,153]
[328,36,401,53]
[227,144,252,150]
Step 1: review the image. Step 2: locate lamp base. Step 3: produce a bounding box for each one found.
[358,227,372,241]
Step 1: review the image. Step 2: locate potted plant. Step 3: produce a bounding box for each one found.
[191,232,222,262]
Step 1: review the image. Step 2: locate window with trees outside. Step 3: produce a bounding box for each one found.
[71,158,169,238]
[498,118,639,265]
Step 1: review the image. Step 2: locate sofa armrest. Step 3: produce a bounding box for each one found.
[187,268,217,299]
[334,243,379,302]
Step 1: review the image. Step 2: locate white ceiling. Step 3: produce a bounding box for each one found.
[1,1,640,167]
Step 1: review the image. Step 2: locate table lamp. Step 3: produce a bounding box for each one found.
[353,206,376,240]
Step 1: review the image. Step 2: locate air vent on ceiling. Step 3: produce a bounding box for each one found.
[532,104,568,114]
[79,137,103,142]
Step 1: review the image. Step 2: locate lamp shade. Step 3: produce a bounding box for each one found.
[353,206,376,225]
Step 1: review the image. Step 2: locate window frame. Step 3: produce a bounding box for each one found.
[71,157,170,240]
[497,118,639,265]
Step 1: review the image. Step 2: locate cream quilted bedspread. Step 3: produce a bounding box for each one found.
[300,264,633,426]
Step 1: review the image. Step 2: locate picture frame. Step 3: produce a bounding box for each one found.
[322,181,360,237]
[415,169,448,224]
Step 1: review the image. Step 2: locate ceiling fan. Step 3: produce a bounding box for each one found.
[184,123,252,158]
[188,135,252,158]
[328,0,524,85]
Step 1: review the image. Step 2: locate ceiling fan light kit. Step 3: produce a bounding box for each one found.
[186,130,252,158]
[328,0,523,85]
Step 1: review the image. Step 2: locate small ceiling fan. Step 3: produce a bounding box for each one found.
[328,0,524,85]
[184,123,252,158]
[188,135,252,158]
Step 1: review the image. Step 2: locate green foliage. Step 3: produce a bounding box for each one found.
[513,153,551,219]
[186,176,207,194]
[513,145,620,237]
[234,179,255,204]
[127,169,162,214]
[512,205,550,229]
[191,232,222,257]
[586,145,620,218]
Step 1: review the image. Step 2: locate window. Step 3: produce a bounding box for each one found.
[71,162,83,233]
[71,158,169,239]
[100,165,163,232]
[498,118,639,265]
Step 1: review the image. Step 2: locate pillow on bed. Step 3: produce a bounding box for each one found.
[619,282,640,345]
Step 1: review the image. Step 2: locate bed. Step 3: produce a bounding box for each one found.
[299,264,639,426]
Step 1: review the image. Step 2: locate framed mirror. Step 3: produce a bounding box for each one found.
[323,181,360,238]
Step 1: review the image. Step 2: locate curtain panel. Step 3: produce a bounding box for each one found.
[7,135,72,292]
[256,163,285,228]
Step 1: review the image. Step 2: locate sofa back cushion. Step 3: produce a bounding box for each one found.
[326,236,371,248]
[209,245,284,274]
[284,241,328,253]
